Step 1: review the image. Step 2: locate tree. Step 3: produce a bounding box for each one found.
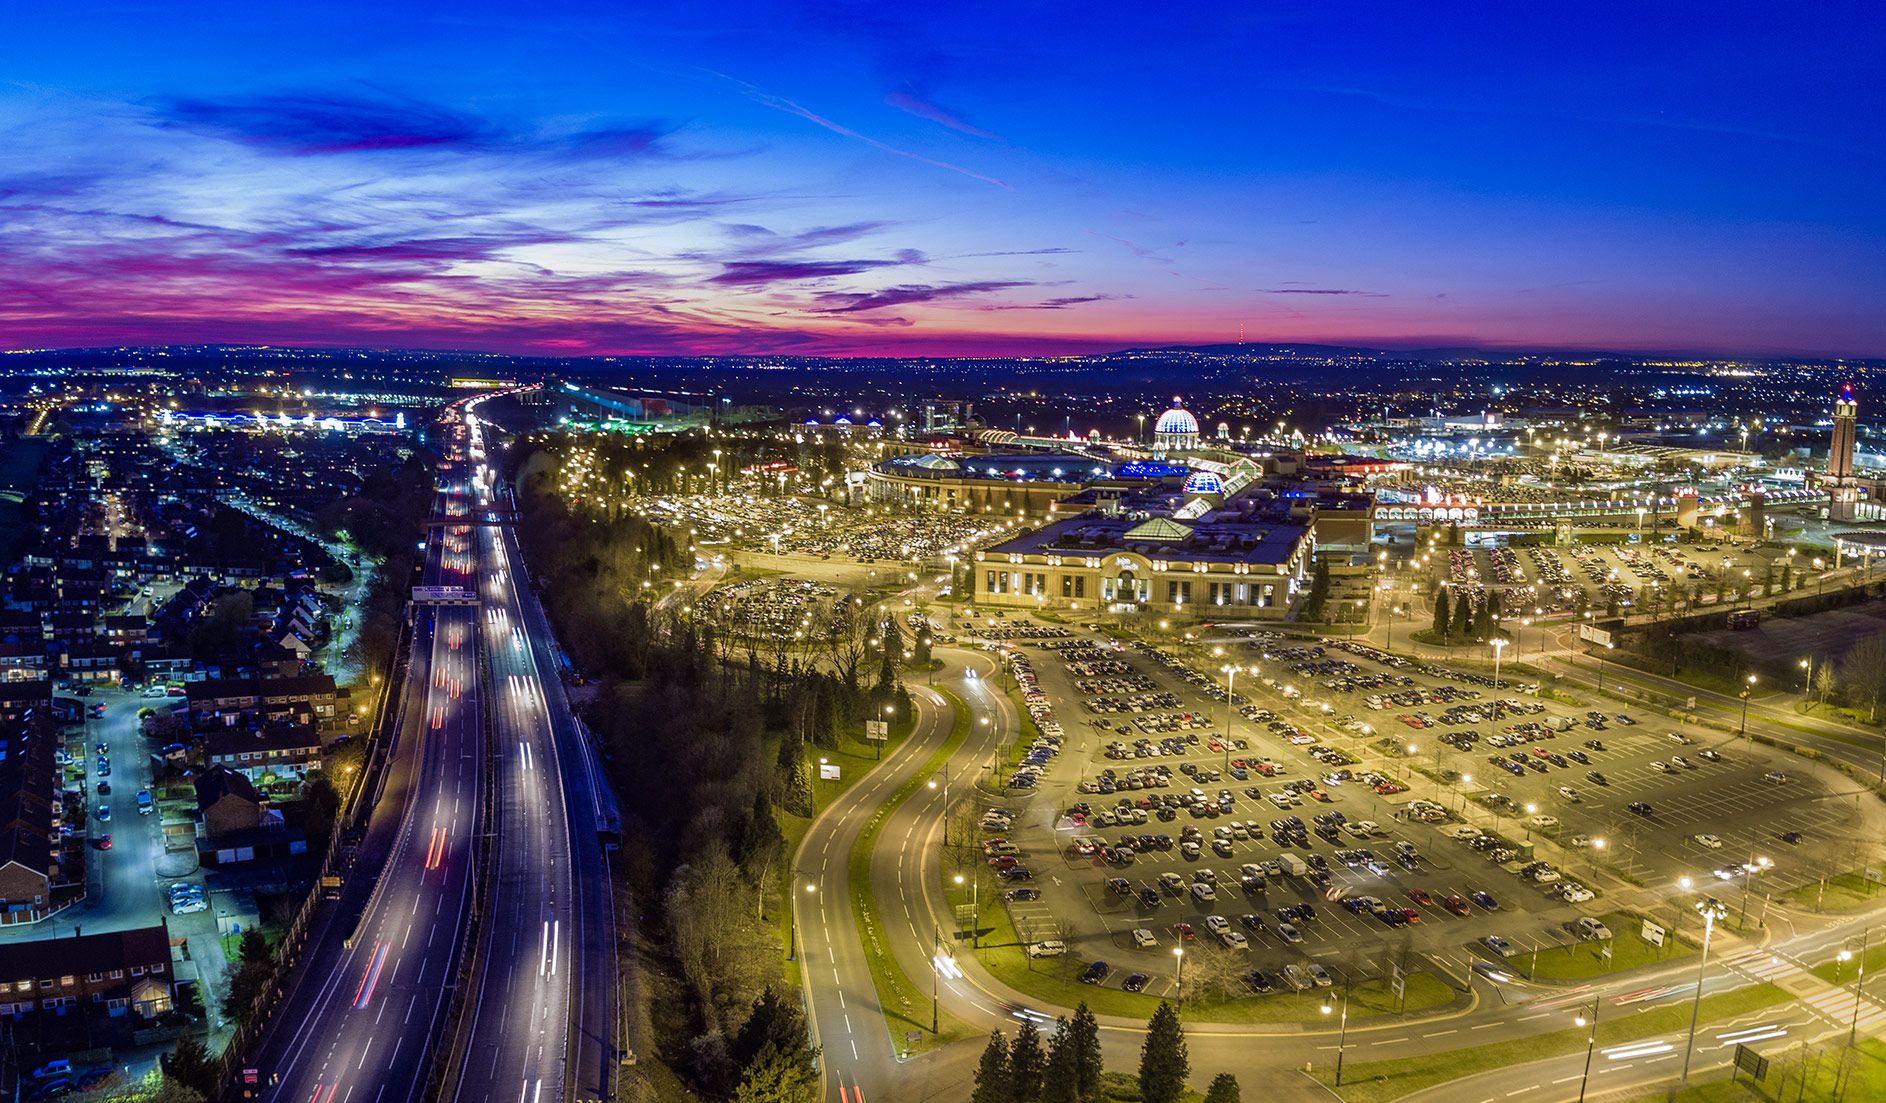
[1841,632,1886,721]
[732,1041,819,1103]
[1432,591,1450,641]
[1137,1001,1190,1103]
[1201,1073,1242,1103]
[1068,1003,1103,1102]
[1815,661,1837,710]
[237,928,270,968]
[163,1035,218,1098]
[1454,590,1474,642]
[1010,1019,1046,1103]
[971,1031,1013,1103]
[1039,1018,1077,1103]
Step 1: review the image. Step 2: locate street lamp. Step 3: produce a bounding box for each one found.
[1574,997,1602,1103]
[1172,946,1184,1003]
[928,767,952,843]
[954,873,980,948]
[1738,856,1772,930]
[1219,664,1244,770]
[1680,896,1729,1084]
[1490,638,1507,717]
[1740,673,1757,741]
[1596,641,1613,693]
[1321,982,1352,1086]
[787,882,817,960]
[1457,774,1471,813]
[1849,928,1871,1047]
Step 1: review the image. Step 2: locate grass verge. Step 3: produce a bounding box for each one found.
[1313,981,1791,1103]
[844,688,977,1054]
[1782,871,1882,915]
[1526,912,1694,978]
[1617,1036,1886,1103]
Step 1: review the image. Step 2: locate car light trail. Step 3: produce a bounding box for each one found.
[1718,1025,1787,1045]
[1604,1040,1674,1060]
[426,826,447,869]
[353,942,391,1009]
[519,741,533,772]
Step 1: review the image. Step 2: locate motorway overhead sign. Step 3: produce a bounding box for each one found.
[411,586,478,605]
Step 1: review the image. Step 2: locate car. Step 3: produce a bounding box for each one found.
[1482,935,1517,957]
[96,782,109,796]
[1586,770,1608,785]
[1080,961,1112,984]
[1557,787,1580,802]
[1470,890,1499,910]
[1693,834,1723,849]
[1122,972,1150,992]
[32,1061,72,1080]
[1569,834,1591,848]
[1574,917,1613,941]
[1530,814,1558,828]
[1172,922,1197,941]
[1699,749,1723,762]
[1764,771,1790,783]
[29,1081,70,1100]
[1275,922,1303,943]
[1242,968,1275,993]
[1000,867,1034,880]
[1407,888,1434,906]
[1651,761,1673,774]
[96,806,110,822]
[1239,913,1266,931]
[1007,888,1042,901]
[1220,930,1250,950]
[1133,928,1159,948]
[1583,739,1605,751]
[1559,883,1594,903]
[1203,914,1231,935]
[1139,887,1162,907]
[95,834,111,850]
[1777,831,1803,845]
[1107,876,1133,895]
[1307,963,1334,987]
[1027,940,1067,958]
[1628,801,1654,816]
[1672,755,1696,769]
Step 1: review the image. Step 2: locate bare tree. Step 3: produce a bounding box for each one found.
[1815,662,1837,711]
[1841,632,1886,721]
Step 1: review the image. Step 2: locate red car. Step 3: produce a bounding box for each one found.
[1443,894,1471,916]
[1172,923,1197,941]
[95,834,112,850]
[1407,888,1434,906]
[1398,908,1422,923]
[1373,781,1407,795]
[1207,738,1223,752]
[1308,788,1331,802]
[988,855,1018,870]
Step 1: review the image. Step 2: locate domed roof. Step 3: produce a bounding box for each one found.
[834,416,853,425]
[1155,406,1198,436]
[1182,470,1225,495]
[803,417,820,425]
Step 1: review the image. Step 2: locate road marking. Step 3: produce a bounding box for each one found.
[1424,1029,1458,1037]
[1505,1089,1537,1097]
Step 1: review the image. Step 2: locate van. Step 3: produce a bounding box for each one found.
[1190,882,1217,903]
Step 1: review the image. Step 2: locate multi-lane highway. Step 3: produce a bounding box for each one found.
[259,443,483,1102]
[450,407,617,1103]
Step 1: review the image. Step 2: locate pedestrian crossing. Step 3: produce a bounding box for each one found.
[1719,947,1886,1034]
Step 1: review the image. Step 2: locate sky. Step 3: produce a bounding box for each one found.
[3,2,1884,359]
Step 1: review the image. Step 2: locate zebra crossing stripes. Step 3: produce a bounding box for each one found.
[1719,947,1886,1033]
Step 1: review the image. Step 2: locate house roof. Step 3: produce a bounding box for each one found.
[0,922,170,979]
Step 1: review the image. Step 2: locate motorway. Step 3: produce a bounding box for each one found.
[256,431,484,1101]
[449,406,617,1103]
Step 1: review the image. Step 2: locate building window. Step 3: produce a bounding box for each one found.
[1074,576,1085,598]
[110,970,123,980]
[37,980,50,990]
[130,966,144,976]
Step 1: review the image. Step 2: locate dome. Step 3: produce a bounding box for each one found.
[1182,470,1225,495]
[803,417,820,425]
[835,416,853,426]
[1155,407,1199,436]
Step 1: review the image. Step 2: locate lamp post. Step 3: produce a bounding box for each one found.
[1740,674,1756,741]
[1850,927,1871,1047]
[1680,896,1728,1084]
[1321,982,1352,1086]
[1219,664,1243,771]
[1456,774,1471,813]
[787,882,817,960]
[1574,997,1602,1103]
[954,873,980,948]
[1490,638,1507,718]
[928,765,951,844]
[1596,641,1613,693]
[1173,946,1185,1003]
[1734,856,1772,930]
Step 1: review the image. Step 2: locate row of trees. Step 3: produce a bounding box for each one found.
[1431,586,1504,644]
[513,441,913,1101]
[969,1002,1238,1103]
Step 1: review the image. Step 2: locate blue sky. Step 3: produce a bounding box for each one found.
[4,1,1882,356]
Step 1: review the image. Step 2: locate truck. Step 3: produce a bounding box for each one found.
[1275,853,1309,877]
[136,790,153,816]
[1545,716,1574,732]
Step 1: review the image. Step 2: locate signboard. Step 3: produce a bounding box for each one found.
[1866,867,1883,885]
[866,720,889,741]
[819,764,842,782]
[1578,621,1615,647]
[954,904,978,925]
[1390,961,1405,1001]
[1602,941,1614,960]
[411,586,477,604]
[906,1030,923,1044]
[1733,1044,1769,1081]
[1641,920,1666,947]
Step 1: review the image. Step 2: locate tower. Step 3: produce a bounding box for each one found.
[1826,384,1861,520]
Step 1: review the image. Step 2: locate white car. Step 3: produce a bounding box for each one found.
[1529,815,1559,828]
[1133,929,1159,948]
[1574,917,1613,940]
[1568,834,1591,848]
[1447,824,1483,840]
[1693,834,1723,849]
[1220,930,1250,950]
[1764,772,1789,784]
[1203,915,1231,935]
[1355,820,1384,836]
[1652,761,1673,773]
[1558,883,1594,903]
[1027,940,1067,958]
[1557,787,1581,802]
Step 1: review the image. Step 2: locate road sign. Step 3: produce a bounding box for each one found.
[1641,919,1666,947]
[1391,974,1405,1000]
[1733,1043,1769,1081]
[1866,867,1883,885]
[1601,941,1614,959]
[954,904,977,924]
[819,764,841,781]
[411,585,477,604]
[866,720,889,741]
[906,1030,923,1044]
